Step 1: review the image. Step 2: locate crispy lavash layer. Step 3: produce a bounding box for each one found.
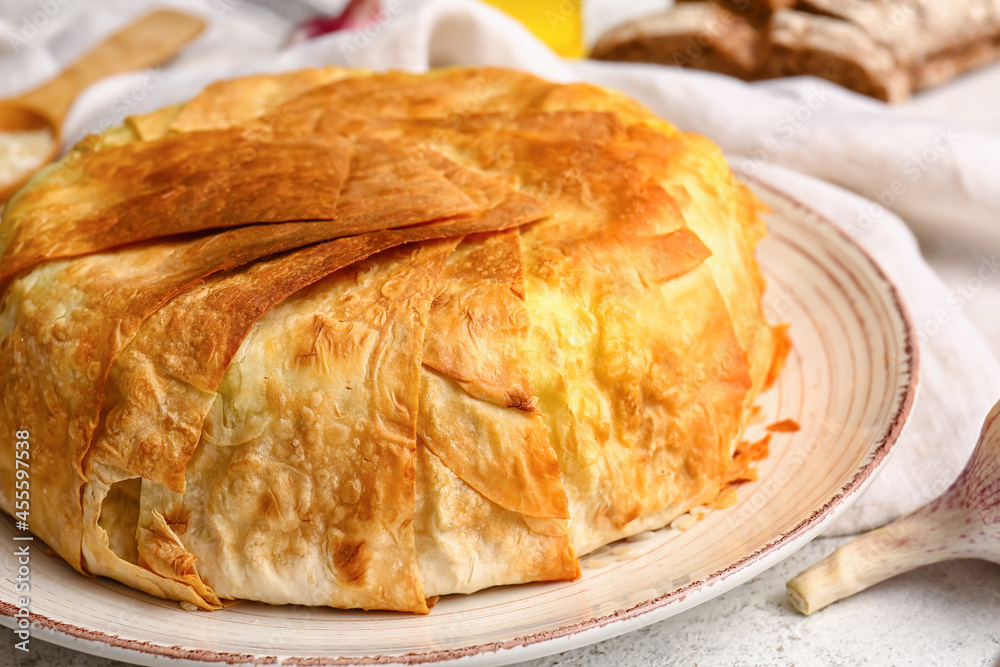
[0,67,783,612]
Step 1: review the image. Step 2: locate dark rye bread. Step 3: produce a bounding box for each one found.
[677,0,795,27]
[589,3,761,78]
[592,0,1000,102]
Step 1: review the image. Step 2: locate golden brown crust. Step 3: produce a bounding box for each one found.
[90,236,419,495]
[0,124,351,283]
[273,68,559,123]
[81,461,223,610]
[0,66,786,612]
[414,444,579,597]
[126,103,182,140]
[334,136,479,232]
[414,230,579,590]
[150,241,455,612]
[420,231,568,519]
[168,68,360,133]
[422,231,536,412]
[89,183,548,496]
[0,232,310,570]
[137,510,222,608]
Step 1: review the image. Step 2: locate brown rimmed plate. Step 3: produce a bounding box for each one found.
[0,179,919,666]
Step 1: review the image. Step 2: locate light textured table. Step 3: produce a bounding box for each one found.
[3,536,1000,666]
[2,1,1000,665]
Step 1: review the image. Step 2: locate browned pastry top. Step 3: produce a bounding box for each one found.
[0,67,784,612]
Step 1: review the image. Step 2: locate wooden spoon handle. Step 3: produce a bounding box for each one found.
[16,9,205,131]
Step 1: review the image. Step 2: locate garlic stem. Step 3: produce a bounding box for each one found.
[788,499,967,614]
[787,398,1000,615]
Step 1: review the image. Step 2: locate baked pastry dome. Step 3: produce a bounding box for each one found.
[0,67,787,613]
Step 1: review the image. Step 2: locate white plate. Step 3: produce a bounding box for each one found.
[0,180,918,666]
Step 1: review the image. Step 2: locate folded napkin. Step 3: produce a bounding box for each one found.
[2,0,998,536]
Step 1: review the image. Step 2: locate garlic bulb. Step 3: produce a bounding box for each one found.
[787,397,1000,615]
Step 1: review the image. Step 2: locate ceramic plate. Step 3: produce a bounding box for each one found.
[0,180,918,666]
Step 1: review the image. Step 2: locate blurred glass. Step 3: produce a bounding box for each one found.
[482,0,584,58]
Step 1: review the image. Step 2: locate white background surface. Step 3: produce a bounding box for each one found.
[1,0,999,665]
[4,536,1000,666]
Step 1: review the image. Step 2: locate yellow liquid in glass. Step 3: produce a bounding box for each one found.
[481,0,584,58]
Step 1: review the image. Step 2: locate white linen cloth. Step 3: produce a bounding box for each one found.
[2,0,999,536]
